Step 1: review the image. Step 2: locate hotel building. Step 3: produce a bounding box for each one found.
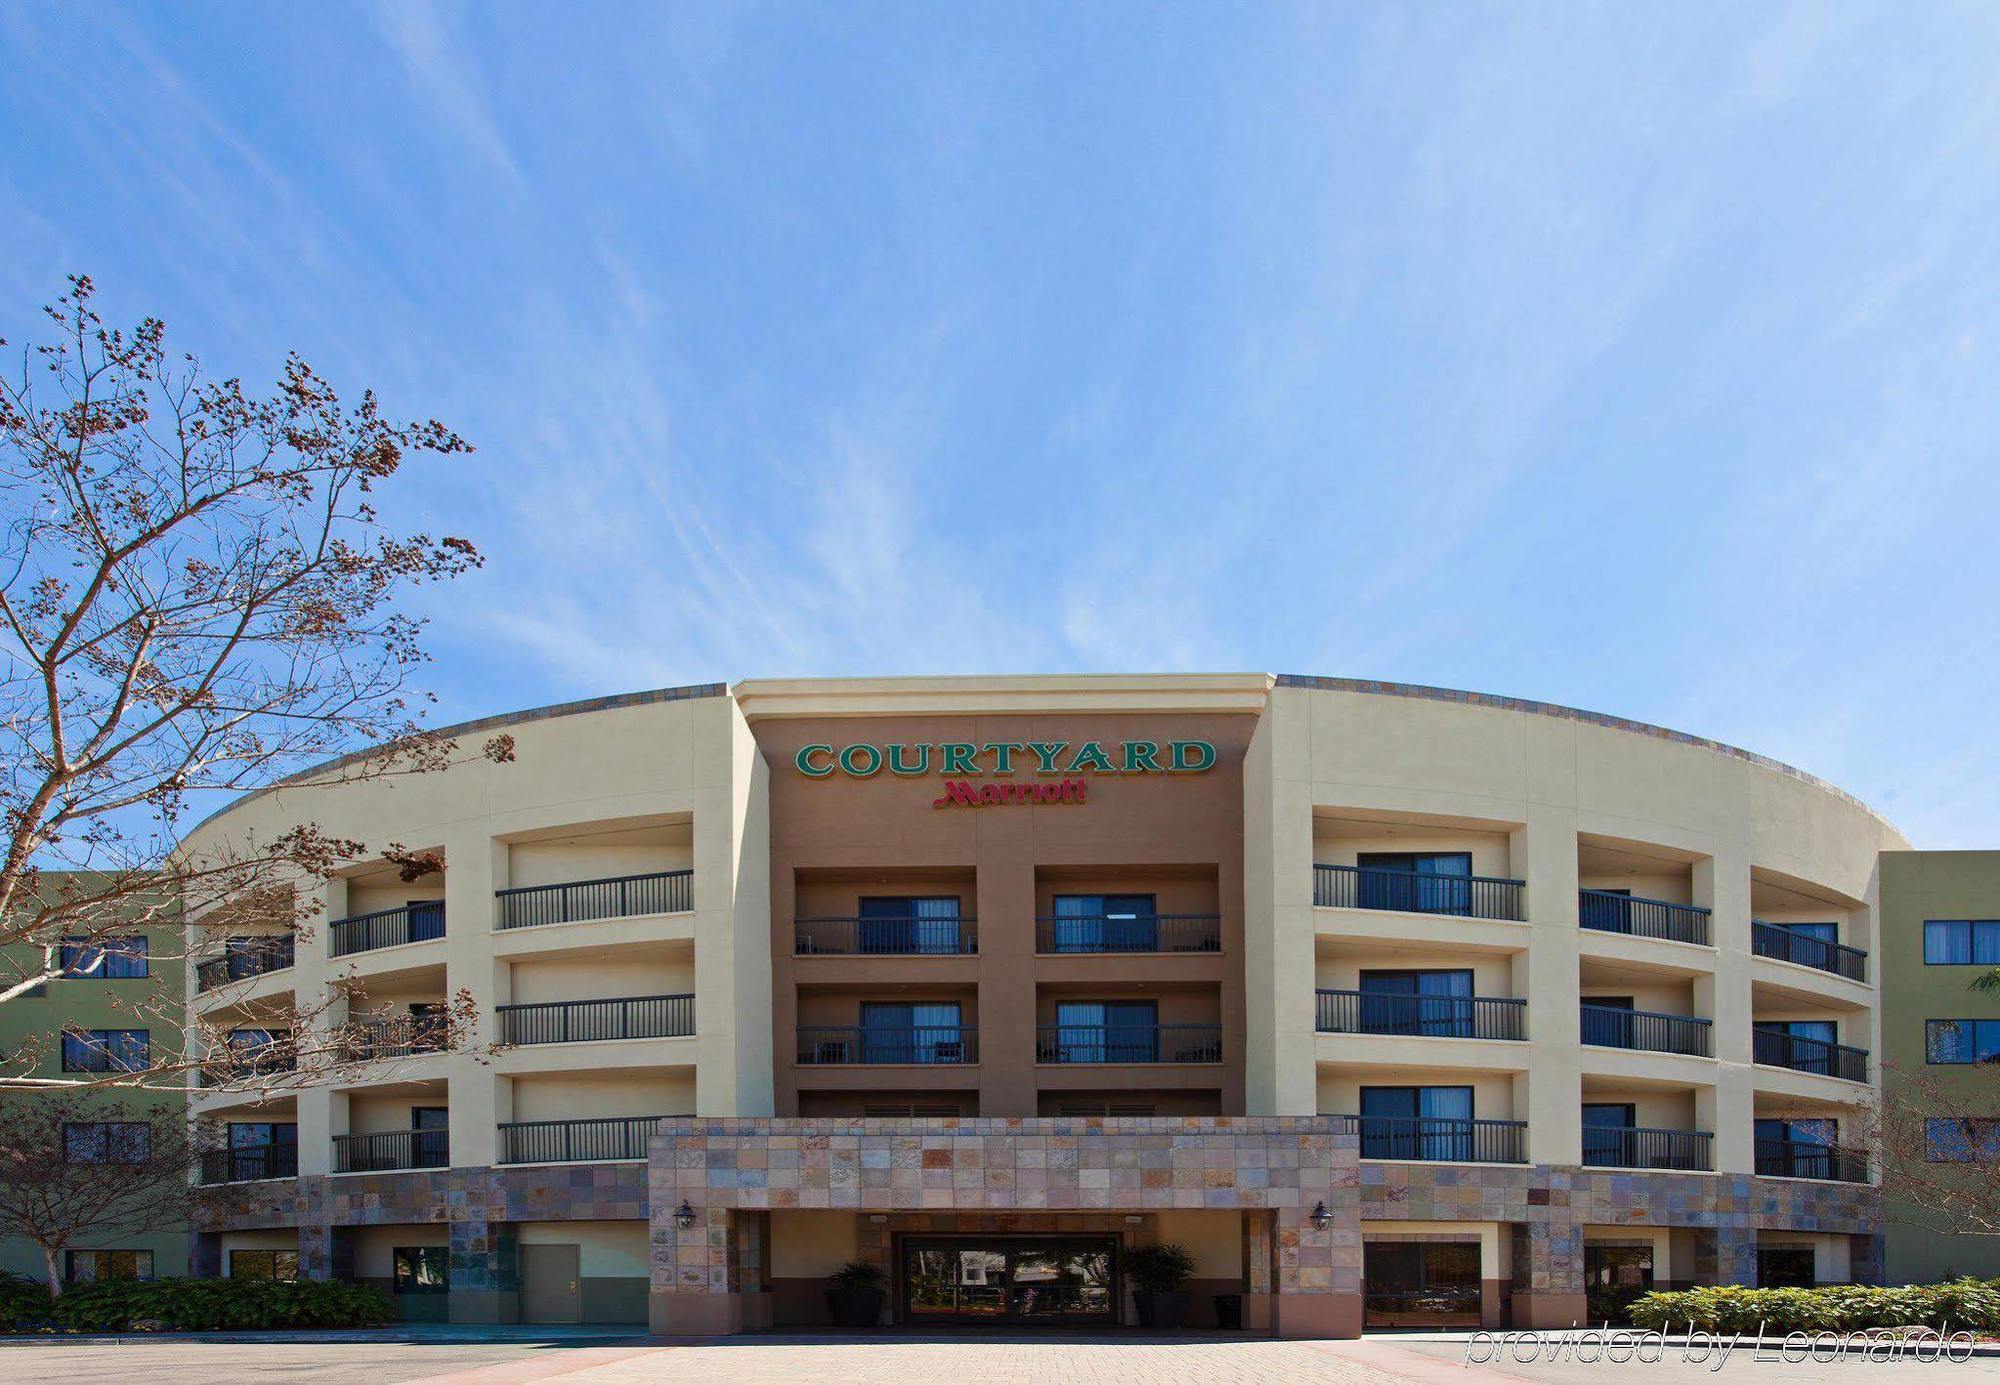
[185,674,1895,1335]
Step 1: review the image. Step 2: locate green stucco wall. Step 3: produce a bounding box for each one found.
[1880,850,2000,1284]
[0,915,187,1285]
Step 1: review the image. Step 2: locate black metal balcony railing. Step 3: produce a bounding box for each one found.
[498,1115,663,1164]
[332,1128,449,1174]
[1756,1137,1869,1183]
[198,1142,298,1184]
[201,1041,298,1086]
[1579,1003,1714,1057]
[796,1025,978,1065]
[1035,1024,1222,1064]
[1336,1114,1528,1164]
[496,870,692,930]
[1752,921,1868,982]
[342,1019,449,1063]
[1314,864,1527,921]
[195,937,295,992]
[1578,890,1711,946]
[794,917,977,956]
[1315,989,1527,1041]
[497,994,694,1045]
[329,903,444,957]
[1581,1125,1713,1171]
[1034,914,1222,954]
[1753,1028,1869,1083]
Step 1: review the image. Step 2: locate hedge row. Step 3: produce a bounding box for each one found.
[0,1275,394,1333]
[1628,1279,2000,1334]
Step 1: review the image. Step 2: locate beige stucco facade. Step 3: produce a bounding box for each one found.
[185,674,1902,1331]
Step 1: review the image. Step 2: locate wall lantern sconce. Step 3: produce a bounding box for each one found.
[1310,1201,1330,1229]
[675,1200,696,1230]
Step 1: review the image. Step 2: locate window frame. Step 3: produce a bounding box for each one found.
[60,1028,150,1073]
[59,935,150,980]
[1924,920,2000,966]
[62,1120,152,1165]
[1926,1019,2000,1066]
[65,1249,153,1284]
[228,1248,301,1281]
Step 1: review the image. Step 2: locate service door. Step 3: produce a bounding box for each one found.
[521,1243,582,1323]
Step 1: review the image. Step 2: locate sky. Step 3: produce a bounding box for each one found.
[2,3,1998,845]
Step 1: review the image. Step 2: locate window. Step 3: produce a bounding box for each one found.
[412,1106,449,1168]
[60,936,149,979]
[1925,1118,2000,1162]
[1357,970,1475,1037]
[1757,1247,1816,1289]
[1581,1103,1637,1165]
[63,1121,151,1164]
[61,1028,149,1072]
[859,1002,965,1064]
[224,1121,298,1180]
[229,1249,300,1281]
[1925,920,2000,965]
[392,1245,448,1294]
[1048,895,1159,952]
[1355,853,1473,915]
[1051,1000,1158,1063]
[1754,1118,1839,1178]
[1926,1020,2000,1065]
[407,898,445,943]
[857,897,963,955]
[861,1104,962,1119]
[65,1249,152,1283]
[1358,1086,1474,1159]
[1058,1102,1156,1117]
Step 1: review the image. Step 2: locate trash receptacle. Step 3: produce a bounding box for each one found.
[1213,1293,1243,1330]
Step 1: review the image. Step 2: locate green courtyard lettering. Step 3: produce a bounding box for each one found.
[797,738,1218,783]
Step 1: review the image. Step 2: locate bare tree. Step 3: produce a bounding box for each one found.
[1871,1056,2000,1241]
[0,1090,205,1298]
[0,276,512,1092]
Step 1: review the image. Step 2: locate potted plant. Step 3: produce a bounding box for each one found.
[1124,1242,1197,1329]
[825,1259,887,1328]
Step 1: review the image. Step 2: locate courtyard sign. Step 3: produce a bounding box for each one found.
[793,738,1216,809]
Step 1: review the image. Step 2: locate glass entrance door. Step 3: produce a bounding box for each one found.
[901,1236,1116,1323]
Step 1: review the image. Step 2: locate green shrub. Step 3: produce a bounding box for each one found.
[0,1277,395,1334]
[0,1271,50,1331]
[1627,1279,2000,1335]
[1123,1243,1198,1294]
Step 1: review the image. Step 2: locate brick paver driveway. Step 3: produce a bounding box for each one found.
[10,1332,2000,1385]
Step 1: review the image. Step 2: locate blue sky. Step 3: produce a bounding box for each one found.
[3,3,1997,845]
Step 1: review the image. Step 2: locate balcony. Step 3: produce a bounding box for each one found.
[1578,890,1711,947]
[195,938,295,992]
[1314,864,1526,922]
[198,1142,298,1184]
[1315,989,1526,1041]
[1035,1024,1221,1064]
[497,870,692,930]
[200,1038,297,1086]
[1753,1028,1868,1083]
[342,1019,448,1063]
[330,903,444,957]
[1752,922,1867,983]
[794,917,977,956]
[1579,1004,1713,1057]
[497,993,693,1045]
[332,1127,448,1173]
[1034,914,1220,954]
[1581,1125,1713,1171]
[797,1025,977,1065]
[498,1115,663,1164]
[1336,1114,1527,1164]
[1755,1137,1868,1183]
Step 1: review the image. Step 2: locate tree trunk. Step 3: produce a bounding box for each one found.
[41,1244,61,1300]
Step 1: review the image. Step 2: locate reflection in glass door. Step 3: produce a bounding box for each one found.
[900,1237,1117,1324]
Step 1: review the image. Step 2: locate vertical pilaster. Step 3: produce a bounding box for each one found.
[1511,1215,1587,1328]
[695,702,773,1116]
[447,1214,519,1324]
[443,827,503,1168]
[299,1222,353,1282]
[1244,694,1318,1116]
[295,875,343,1176]
[1518,809,1581,1166]
[978,857,1037,1117]
[1699,1222,1757,1287]
[1697,845,1755,1174]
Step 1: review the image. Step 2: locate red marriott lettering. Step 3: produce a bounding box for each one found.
[933,778,1088,809]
